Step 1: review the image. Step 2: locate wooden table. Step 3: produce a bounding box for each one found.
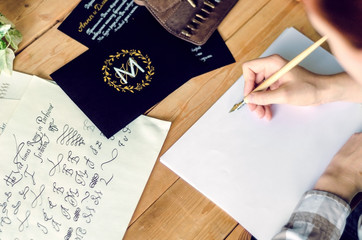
[0,0,324,239]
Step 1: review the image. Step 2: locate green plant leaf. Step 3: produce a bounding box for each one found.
[5,28,22,51]
[0,13,15,27]
[0,39,6,50]
[0,13,22,74]
[0,48,15,75]
[0,24,11,39]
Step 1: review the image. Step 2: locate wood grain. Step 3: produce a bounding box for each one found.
[0,0,80,52]
[218,0,270,41]
[124,179,237,240]
[127,0,320,239]
[226,225,252,240]
[226,0,320,62]
[14,22,87,79]
[130,61,243,224]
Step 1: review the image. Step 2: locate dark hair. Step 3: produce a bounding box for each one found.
[316,0,362,48]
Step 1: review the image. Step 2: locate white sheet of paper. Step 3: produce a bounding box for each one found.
[0,76,171,239]
[0,71,33,136]
[161,28,362,240]
[0,98,19,135]
[0,71,32,99]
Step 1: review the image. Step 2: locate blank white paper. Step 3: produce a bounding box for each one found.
[161,28,362,240]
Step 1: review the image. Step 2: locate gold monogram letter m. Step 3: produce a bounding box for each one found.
[113,57,145,84]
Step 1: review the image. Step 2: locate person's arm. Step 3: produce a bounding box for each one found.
[358,215,362,240]
[242,55,362,120]
[273,190,351,240]
[273,133,362,240]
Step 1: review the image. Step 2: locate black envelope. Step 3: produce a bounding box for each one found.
[52,3,235,138]
[58,0,141,47]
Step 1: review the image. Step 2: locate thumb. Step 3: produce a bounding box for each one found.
[245,89,286,105]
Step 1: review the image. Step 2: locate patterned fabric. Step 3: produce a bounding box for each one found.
[273,190,352,240]
[358,215,362,240]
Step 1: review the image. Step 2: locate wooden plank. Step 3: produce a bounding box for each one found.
[226,225,252,240]
[0,0,80,51]
[129,0,319,238]
[133,0,315,225]
[130,0,274,225]
[219,0,271,41]
[124,179,237,240]
[13,23,87,79]
[129,155,178,224]
[131,61,244,224]
[226,0,321,62]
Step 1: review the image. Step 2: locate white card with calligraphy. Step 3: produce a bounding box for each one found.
[0,71,33,136]
[0,71,32,100]
[0,99,19,136]
[0,76,171,239]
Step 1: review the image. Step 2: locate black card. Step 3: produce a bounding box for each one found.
[59,0,234,71]
[58,0,140,47]
[52,1,235,138]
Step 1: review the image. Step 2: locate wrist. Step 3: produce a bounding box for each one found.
[317,73,362,103]
[314,171,358,203]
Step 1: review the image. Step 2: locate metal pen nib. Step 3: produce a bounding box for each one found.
[187,0,196,8]
[229,100,246,113]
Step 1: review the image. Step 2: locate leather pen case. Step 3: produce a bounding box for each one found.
[136,0,238,45]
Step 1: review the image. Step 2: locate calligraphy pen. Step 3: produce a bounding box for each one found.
[229,35,328,113]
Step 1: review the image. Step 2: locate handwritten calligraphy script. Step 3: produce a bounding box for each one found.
[0,76,170,239]
[78,0,138,42]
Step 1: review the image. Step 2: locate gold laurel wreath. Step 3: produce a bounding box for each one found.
[101,49,154,93]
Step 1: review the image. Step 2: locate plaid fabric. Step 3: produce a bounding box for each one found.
[358,215,362,240]
[273,190,352,240]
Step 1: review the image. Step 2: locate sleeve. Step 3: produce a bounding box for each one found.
[358,214,362,240]
[272,190,351,240]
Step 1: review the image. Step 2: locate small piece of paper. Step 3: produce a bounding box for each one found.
[0,71,32,99]
[0,71,33,135]
[161,28,362,240]
[0,98,19,135]
[0,76,171,239]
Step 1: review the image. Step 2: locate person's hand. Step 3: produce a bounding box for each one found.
[314,133,362,203]
[242,54,325,120]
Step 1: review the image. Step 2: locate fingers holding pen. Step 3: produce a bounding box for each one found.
[252,104,272,120]
[242,55,287,120]
[243,55,287,95]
